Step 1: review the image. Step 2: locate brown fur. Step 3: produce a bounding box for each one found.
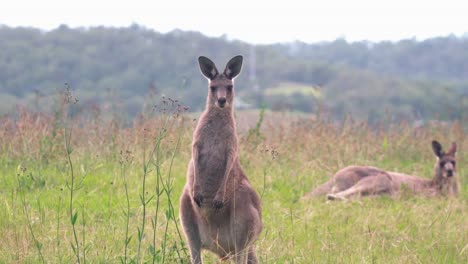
[303,141,459,200]
[179,56,262,264]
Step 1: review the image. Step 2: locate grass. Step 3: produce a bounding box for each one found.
[264,82,322,98]
[0,100,467,263]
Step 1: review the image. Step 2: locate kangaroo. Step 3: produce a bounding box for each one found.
[179,56,262,264]
[303,140,459,200]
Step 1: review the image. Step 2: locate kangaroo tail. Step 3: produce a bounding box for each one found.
[302,179,334,200]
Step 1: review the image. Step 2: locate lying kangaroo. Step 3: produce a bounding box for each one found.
[303,140,458,200]
[179,56,262,263]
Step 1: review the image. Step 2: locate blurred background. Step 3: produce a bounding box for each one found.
[1,0,467,124]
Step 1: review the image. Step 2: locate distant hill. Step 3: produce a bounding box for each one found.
[282,36,468,81]
[0,25,467,122]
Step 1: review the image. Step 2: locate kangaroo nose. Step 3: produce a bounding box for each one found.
[447,170,453,177]
[218,98,226,106]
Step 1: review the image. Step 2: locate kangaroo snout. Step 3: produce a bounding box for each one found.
[447,170,454,177]
[218,97,226,107]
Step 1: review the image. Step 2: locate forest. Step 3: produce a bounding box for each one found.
[1,24,467,122]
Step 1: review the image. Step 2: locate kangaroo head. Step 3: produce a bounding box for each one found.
[432,140,457,179]
[198,55,243,109]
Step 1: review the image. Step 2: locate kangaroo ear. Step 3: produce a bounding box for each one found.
[198,56,219,80]
[224,55,243,80]
[432,140,444,158]
[446,142,457,156]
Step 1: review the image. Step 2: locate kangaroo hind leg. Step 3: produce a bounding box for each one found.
[327,173,392,200]
[180,190,203,264]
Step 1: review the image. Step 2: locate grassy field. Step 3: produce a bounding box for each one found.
[264,82,322,97]
[0,101,467,263]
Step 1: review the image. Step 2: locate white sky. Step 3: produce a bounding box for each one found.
[0,0,467,44]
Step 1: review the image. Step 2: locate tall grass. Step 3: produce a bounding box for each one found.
[16,165,45,263]
[62,85,82,263]
[119,149,132,264]
[0,93,466,263]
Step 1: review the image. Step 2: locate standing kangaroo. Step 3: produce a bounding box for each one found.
[180,56,262,264]
[303,140,459,200]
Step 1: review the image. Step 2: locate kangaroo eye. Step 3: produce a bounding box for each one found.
[440,162,445,168]
[227,85,233,91]
[210,86,217,92]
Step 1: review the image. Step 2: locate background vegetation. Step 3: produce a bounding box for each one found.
[1,25,468,122]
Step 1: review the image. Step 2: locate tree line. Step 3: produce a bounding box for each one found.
[0,24,467,122]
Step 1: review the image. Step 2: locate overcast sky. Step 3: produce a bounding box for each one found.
[1,0,467,44]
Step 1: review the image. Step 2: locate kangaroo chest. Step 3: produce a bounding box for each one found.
[194,118,236,187]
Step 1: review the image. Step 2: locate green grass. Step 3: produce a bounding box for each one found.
[0,107,467,263]
[264,82,322,98]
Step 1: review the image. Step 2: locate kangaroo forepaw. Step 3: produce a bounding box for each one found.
[212,199,224,211]
[193,194,204,207]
